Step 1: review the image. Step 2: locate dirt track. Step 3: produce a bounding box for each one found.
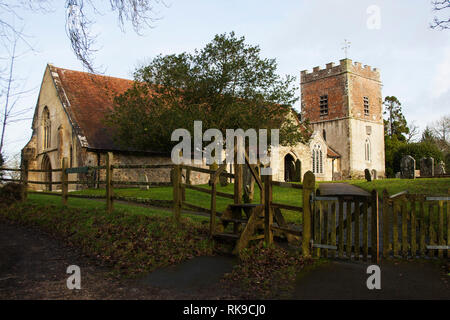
[0,221,233,299]
[0,220,448,300]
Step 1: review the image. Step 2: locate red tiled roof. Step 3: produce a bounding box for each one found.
[327,146,341,158]
[51,65,145,152]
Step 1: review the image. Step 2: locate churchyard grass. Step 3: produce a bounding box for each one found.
[347,178,450,196]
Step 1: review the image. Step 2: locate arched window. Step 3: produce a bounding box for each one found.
[365,138,371,162]
[322,129,327,141]
[42,107,51,149]
[312,144,323,174]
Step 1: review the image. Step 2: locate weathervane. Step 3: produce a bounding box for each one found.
[342,39,351,58]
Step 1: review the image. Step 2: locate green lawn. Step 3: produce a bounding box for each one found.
[347,178,450,196]
[27,193,208,224]
[71,183,305,224]
[43,177,449,225]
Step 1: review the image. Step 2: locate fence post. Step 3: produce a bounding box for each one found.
[106,152,114,213]
[234,163,242,204]
[61,157,68,205]
[210,179,217,237]
[382,189,389,259]
[172,164,181,226]
[371,189,379,263]
[302,171,315,258]
[21,161,28,201]
[264,174,273,246]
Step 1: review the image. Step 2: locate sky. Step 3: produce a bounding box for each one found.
[1,0,449,160]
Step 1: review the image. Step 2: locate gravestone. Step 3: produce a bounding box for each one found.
[364,168,372,182]
[436,161,446,175]
[400,155,416,179]
[371,169,377,180]
[139,174,149,190]
[419,157,434,177]
[395,172,401,179]
[332,172,342,181]
[219,170,229,187]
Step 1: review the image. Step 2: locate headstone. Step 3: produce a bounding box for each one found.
[400,155,415,179]
[419,157,434,177]
[436,161,446,175]
[371,169,377,180]
[332,172,342,181]
[219,170,229,187]
[139,174,149,190]
[364,168,372,182]
[395,172,401,179]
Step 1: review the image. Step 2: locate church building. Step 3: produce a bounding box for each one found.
[21,59,385,190]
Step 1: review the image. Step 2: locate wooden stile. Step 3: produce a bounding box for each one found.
[264,174,273,246]
[210,181,217,237]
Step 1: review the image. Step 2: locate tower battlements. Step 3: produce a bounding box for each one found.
[301,59,380,83]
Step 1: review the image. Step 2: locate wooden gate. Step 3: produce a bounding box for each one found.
[310,192,379,263]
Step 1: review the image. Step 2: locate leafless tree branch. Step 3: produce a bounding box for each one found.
[431,0,450,29]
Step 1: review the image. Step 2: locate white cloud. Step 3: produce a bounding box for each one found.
[431,47,450,98]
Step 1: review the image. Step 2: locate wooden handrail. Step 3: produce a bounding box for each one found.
[180,164,234,178]
[181,183,234,200]
[271,202,303,212]
[270,181,303,189]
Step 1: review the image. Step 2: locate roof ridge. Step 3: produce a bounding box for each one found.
[49,64,134,83]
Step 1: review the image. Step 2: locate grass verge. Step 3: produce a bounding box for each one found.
[0,196,214,276]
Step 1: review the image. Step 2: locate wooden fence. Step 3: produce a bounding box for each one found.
[381,190,449,259]
[1,157,448,260]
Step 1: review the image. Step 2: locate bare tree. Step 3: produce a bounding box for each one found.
[0,1,166,72]
[430,115,450,153]
[406,121,420,143]
[431,0,450,30]
[0,30,34,155]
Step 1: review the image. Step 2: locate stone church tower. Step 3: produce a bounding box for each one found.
[300,58,385,179]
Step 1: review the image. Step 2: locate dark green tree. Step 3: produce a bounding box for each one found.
[106,32,309,154]
[383,96,409,141]
[421,126,437,144]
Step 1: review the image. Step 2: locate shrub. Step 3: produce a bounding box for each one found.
[0,182,25,205]
[394,142,444,172]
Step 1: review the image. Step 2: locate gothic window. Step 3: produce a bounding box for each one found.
[42,107,51,150]
[364,96,369,116]
[312,144,323,174]
[320,95,328,116]
[323,129,327,141]
[365,138,371,162]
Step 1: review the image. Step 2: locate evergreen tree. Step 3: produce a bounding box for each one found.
[383,96,409,141]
